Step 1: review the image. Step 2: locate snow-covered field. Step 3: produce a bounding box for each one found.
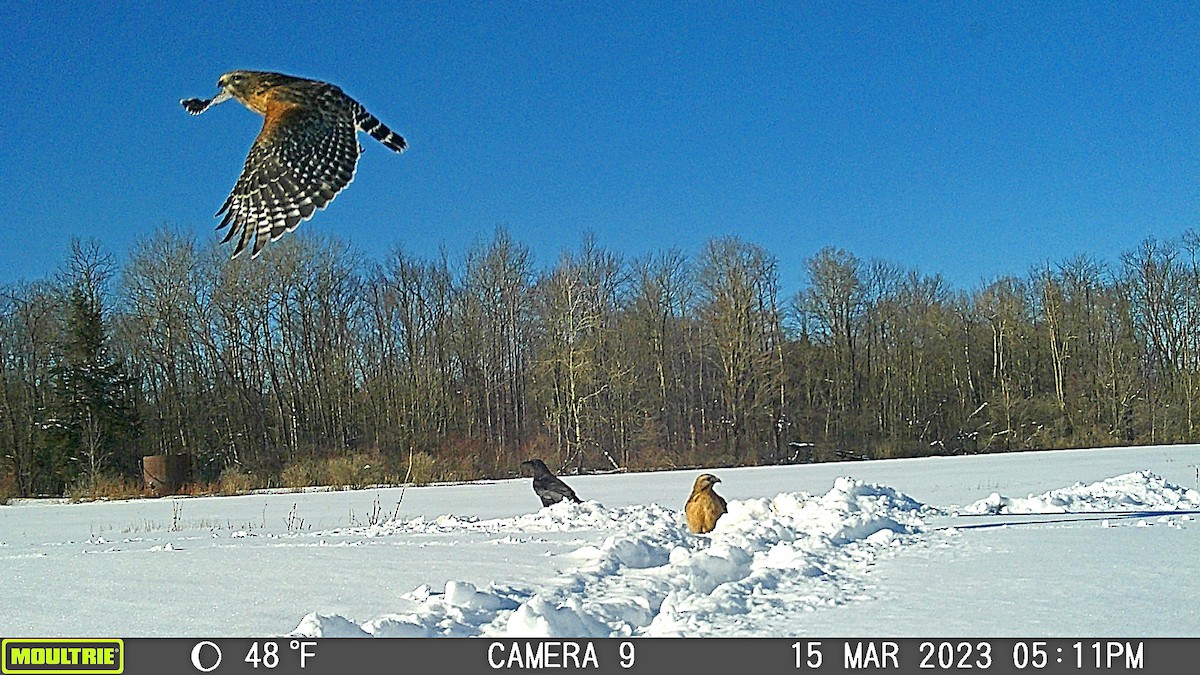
[1,445,1197,637]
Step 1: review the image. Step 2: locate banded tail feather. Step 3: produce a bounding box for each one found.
[354,106,407,153]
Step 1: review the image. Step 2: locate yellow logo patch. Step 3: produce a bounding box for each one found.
[2,640,123,675]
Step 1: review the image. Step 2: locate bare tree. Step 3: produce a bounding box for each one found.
[625,250,694,462]
[798,247,866,446]
[0,282,63,494]
[698,237,784,462]
[457,229,534,468]
[533,236,627,469]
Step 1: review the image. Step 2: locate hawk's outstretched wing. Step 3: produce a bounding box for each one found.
[217,102,361,258]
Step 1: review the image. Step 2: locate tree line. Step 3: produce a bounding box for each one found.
[2,226,1199,498]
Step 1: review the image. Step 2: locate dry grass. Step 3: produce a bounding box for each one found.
[0,473,18,505]
[67,474,144,502]
[216,468,257,495]
[279,451,399,491]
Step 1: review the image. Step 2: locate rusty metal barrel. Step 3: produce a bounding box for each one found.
[142,454,190,495]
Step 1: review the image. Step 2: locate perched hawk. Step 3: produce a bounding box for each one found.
[685,473,727,534]
[520,459,582,507]
[182,70,406,258]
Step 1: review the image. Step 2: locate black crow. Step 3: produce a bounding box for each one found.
[520,459,582,507]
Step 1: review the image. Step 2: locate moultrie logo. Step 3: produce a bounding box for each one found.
[1,640,123,675]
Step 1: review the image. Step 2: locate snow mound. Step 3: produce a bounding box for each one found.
[290,476,927,638]
[310,500,625,540]
[291,613,370,637]
[961,470,1200,515]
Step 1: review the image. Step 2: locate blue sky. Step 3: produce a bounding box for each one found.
[1,2,1196,296]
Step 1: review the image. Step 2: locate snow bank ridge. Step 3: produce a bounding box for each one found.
[290,476,928,638]
[961,470,1200,515]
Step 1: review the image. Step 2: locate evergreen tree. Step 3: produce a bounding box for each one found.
[43,242,137,494]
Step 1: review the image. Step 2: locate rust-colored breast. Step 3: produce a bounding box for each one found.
[254,98,304,145]
[686,486,727,534]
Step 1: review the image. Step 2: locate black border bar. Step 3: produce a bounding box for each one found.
[3,638,1194,674]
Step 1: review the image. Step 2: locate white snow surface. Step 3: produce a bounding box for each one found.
[1,444,1198,637]
[961,469,1200,515]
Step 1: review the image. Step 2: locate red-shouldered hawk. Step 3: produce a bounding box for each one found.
[181,70,406,258]
[685,473,727,534]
